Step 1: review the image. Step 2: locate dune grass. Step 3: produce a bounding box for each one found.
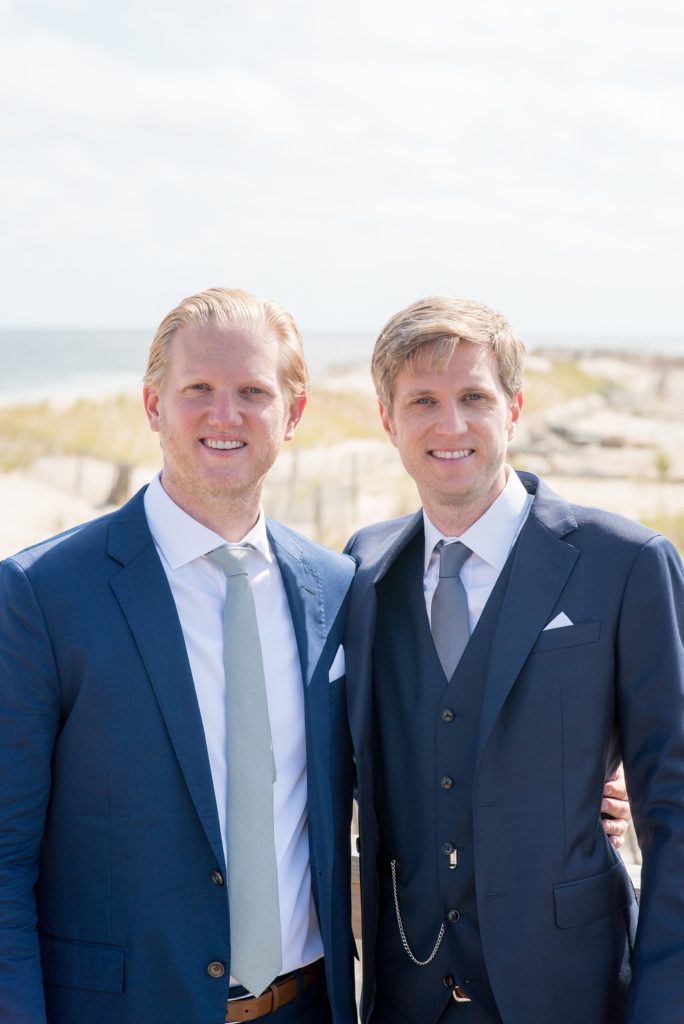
[522,360,616,413]
[0,386,384,472]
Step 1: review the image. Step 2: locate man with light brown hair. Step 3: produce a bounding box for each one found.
[345,295,684,1023]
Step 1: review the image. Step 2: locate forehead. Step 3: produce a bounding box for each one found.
[399,341,504,390]
[167,321,284,377]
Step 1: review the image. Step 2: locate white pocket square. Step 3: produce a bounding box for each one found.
[544,611,574,631]
[329,645,345,681]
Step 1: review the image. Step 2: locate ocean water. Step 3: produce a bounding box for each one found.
[0,328,375,405]
[1,327,683,406]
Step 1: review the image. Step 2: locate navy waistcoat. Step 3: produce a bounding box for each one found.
[371,530,516,1023]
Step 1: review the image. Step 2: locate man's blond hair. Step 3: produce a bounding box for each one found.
[372,296,525,414]
[145,287,308,397]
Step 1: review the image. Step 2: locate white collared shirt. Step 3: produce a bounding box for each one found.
[423,468,533,629]
[144,474,322,977]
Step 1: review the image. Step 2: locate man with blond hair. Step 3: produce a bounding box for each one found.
[345,296,684,1023]
[0,288,356,1024]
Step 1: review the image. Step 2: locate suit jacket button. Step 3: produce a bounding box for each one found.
[207,961,225,978]
[447,909,461,923]
[211,870,224,886]
[441,709,455,722]
[444,974,455,988]
[441,776,454,790]
[442,842,455,855]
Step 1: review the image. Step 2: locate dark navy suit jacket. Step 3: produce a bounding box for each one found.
[0,487,357,1024]
[345,471,684,1024]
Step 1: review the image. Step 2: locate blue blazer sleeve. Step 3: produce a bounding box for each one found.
[0,557,61,1023]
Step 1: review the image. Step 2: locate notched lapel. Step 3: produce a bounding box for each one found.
[476,510,580,765]
[108,510,225,870]
[268,522,329,689]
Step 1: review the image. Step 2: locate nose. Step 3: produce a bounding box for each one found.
[434,400,467,436]
[207,390,242,427]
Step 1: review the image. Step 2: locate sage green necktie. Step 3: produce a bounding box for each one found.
[208,544,282,996]
[431,541,472,679]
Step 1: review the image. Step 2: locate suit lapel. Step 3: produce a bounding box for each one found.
[346,512,423,757]
[107,492,225,870]
[476,477,579,765]
[267,520,329,689]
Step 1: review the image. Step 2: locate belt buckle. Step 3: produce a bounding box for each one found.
[452,985,471,1003]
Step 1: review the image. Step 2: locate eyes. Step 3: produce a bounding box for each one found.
[410,392,484,406]
[186,383,269,397]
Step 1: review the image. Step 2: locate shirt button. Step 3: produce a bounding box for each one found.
[447,909,461,923]
[442,842,455,855]
[207,961,225,978]
[211,870,224,886]
[441,776,454,790]
[441,708,455,722]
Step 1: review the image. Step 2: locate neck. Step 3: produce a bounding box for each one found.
[159,475,262,541]
[422,469,509,537]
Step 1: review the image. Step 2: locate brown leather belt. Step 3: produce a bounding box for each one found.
[226,959,325,1021]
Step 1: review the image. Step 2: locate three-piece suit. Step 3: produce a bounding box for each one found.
[345,471,684,1024]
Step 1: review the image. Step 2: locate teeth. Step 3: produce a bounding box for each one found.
[203,439,245,450]
[431,449,472,460]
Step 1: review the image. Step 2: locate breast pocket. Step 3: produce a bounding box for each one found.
[532,620,600,654]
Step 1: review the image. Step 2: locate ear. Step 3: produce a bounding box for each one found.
[507,391,523,440]
[143,385,161,433]
[284,393,307,441]
[378,398,398,448]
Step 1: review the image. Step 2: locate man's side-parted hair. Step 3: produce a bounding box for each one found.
[144,287,309,397]
[371,296,526,414]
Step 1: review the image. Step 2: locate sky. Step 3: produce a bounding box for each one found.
[1,0,682,344]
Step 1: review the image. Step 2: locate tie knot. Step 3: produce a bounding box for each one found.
[438,541,471,578]
[207,544,253,577]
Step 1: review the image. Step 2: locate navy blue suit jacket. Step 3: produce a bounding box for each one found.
[345,472,684,1024]
[0,488,357,1024]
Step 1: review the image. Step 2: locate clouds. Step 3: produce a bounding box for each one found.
[0,0,682,338]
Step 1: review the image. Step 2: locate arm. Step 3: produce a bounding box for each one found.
[615,536,684,1022]
[0,558,60,1023]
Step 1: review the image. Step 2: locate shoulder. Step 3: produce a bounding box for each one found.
[345,512,418,564]
[525,471,679,567]
[266,518,354,584]
[1,488,149,583]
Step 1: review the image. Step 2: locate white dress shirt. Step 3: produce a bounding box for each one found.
[423,468,533,630]
[144,474,322,977]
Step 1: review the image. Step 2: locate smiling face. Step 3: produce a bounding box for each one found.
[143,321,305,539]
[380,341,522,535]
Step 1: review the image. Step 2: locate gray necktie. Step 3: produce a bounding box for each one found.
[208,545,282,996]
[431,541,472,679]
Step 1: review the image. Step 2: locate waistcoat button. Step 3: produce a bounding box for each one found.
[442,842,455,855]
[447,909,461,923]
[441,776,454,790]
[441,708,455,722]
[211,870,224,886]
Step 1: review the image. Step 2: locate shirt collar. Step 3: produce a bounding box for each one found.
[423,467,531,575]
[143,473,272,570]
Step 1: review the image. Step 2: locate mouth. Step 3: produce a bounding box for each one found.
[201,439,246,451]
[429,448,473,460]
